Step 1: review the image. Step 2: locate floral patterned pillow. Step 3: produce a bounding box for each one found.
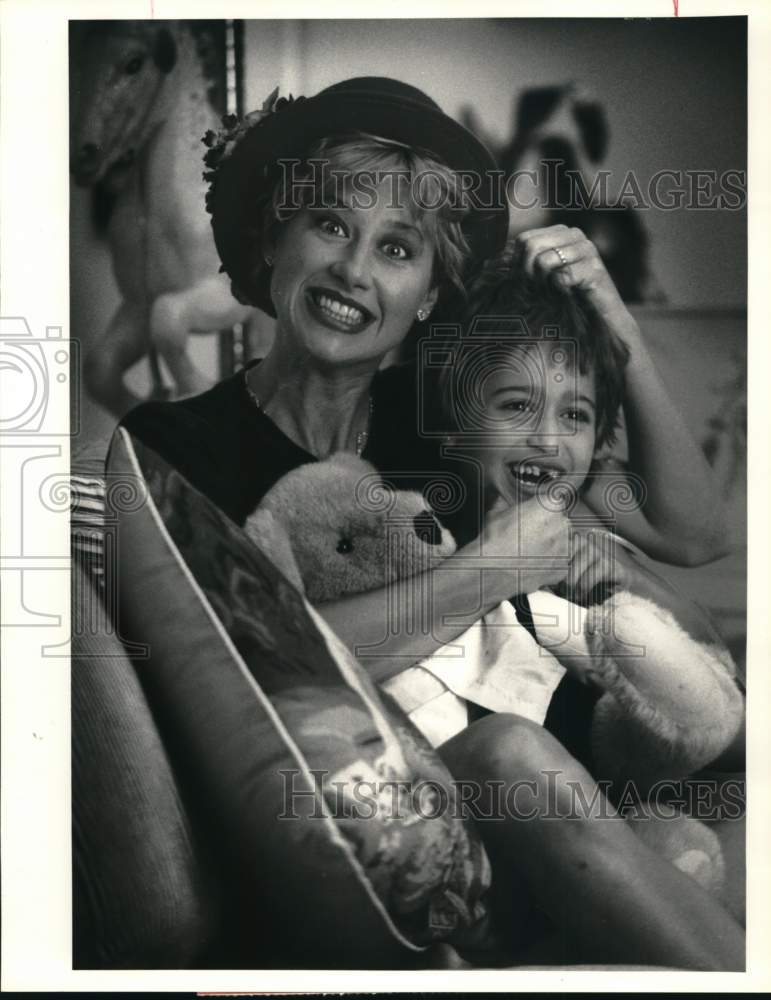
[108,428,494,965]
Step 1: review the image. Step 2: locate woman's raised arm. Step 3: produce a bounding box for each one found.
[513,225,729,566]
[586,312,731,565]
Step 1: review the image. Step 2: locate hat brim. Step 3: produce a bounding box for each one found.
[209,87,509,314]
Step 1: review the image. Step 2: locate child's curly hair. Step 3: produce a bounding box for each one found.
[442,247,630,450]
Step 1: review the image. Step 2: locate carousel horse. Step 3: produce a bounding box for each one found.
[70,20,255,417]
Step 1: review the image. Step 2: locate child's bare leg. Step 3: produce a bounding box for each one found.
[439,713,745,970]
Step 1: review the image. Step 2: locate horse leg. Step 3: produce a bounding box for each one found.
[149,277,251,398]
[84,300,148,419]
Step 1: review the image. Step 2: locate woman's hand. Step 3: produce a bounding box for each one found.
[513,223,636,338]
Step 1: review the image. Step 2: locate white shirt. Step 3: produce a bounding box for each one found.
[382,591,591,748]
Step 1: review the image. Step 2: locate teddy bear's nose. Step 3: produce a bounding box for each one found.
[413,510,442,546]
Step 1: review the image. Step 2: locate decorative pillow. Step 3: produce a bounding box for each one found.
[106,428,494,968]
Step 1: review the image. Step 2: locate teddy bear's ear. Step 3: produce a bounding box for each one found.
[243,508,305,594]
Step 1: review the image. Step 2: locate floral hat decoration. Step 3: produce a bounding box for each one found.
[202,76,509,315]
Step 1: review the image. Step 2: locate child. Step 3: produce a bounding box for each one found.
[386,247,742,776]
[381,233,746,969]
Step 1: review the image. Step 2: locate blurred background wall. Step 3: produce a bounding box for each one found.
[242,17,746,308]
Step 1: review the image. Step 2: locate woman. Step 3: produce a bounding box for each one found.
[121,76,742,969]
[124,75,572,656]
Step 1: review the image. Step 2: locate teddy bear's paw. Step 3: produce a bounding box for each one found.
[590,658,680,739]
[589,591,743,750]
[627,808,726,896]
[675,848,720,889]
[592,709,678,793]
[583,649,622,693]
[588,594,687,702]
[591,693,724,791]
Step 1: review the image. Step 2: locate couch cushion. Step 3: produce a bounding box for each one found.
[72,555,220,968]
[106,427,493,968]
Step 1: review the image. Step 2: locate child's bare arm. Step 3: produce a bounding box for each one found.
[565,505,729,640]
[513,225,730,566]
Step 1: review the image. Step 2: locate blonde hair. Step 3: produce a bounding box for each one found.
[252,132,473,306]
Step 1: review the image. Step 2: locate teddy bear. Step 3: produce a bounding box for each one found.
[244,452,457,602]
[243,454,744,898]
[527,584,744,795]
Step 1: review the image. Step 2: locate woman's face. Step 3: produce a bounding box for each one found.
[266,178,438,369]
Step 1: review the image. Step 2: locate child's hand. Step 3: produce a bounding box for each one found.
[479,496,571,597]
[512,224,637,338]
[563,529,638,606]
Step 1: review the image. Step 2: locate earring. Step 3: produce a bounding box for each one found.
[417,308,430,322]
[264,253,274,267]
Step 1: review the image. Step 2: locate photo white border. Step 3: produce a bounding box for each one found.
[1,0,769,991]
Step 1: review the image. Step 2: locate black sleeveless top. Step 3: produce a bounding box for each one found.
[121,362,445,527]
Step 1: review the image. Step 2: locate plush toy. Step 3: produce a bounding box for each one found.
[244,454,744,896]
[529,585,744,795]
[244,452,457,602]
[535,585,742,899]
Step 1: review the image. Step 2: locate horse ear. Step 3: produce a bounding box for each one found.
[154,28,177,73]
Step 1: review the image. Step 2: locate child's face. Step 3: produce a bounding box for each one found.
[466,341,597,508]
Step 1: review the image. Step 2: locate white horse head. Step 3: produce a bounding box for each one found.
[70,20,263,414]
[70,20,179,186]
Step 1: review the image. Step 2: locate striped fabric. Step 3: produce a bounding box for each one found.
[71,474,107,585]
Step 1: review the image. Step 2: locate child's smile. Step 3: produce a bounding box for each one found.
[505,457,564,495]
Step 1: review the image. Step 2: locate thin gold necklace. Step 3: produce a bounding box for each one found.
[244,370,373,457]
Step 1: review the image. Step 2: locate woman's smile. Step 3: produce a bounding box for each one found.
[306,287,375,333]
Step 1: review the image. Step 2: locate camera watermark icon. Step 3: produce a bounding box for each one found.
[44,470,150,659]
[1,443,68,630]
[0,317,79,435]
[0,441,148,656]
[418,320,579,440]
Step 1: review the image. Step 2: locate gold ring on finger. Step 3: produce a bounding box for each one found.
[554,247,569,267]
